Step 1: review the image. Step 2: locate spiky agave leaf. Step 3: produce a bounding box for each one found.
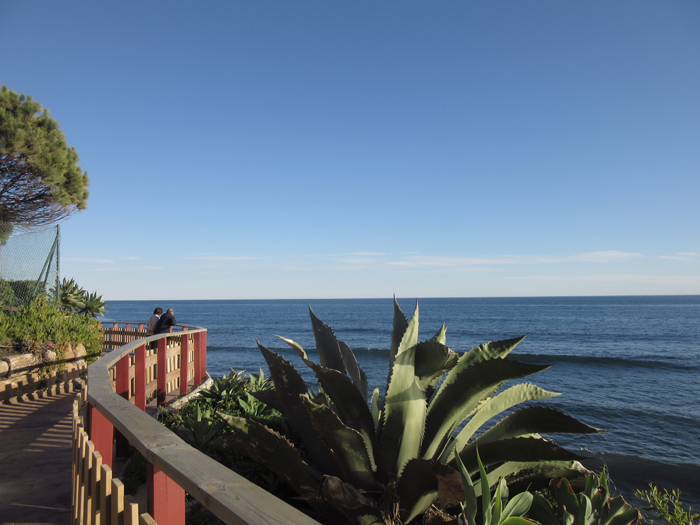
[464,406,604,451]
[377,303,425,480]
[398,457,461,523]
[279,335,379,465]
[215,413,320,496]
[422,357,550,460]
[414,339,459,390]
[256,340,342,478]
[370,388,383,435]
[455,437,588,476]
[388,296,409,389]
[440,383,561,463]
[300,396,378,490]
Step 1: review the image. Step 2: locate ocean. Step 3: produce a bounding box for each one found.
[100,296,700,507]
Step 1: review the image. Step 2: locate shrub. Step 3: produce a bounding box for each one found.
[0,296,102,358]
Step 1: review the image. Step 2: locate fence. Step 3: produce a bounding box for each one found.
[0,224,59,309]
[74,324,320,525]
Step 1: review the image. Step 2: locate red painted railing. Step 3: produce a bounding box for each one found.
[80,324,318,524]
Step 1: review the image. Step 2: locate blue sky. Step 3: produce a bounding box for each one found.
[1,1,699,300]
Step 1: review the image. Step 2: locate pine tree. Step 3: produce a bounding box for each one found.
[0,85,89,237]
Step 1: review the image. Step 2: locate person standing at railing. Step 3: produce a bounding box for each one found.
[147,307,163,335]
[154,308,176,334]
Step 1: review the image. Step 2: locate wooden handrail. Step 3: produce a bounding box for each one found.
[83,327,320,525]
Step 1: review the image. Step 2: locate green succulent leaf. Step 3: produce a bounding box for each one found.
[308,308,369,401]
[456,451,478,525]
[398,458,460,524]
[423,357,551,460]
[215,412,319,496]
[443,383,561,463]
[467,406,604,450]
[249,387,286,415]
[300,396,378,490]
[256,340,342,477]
[279,336,379,466]
[378,304,425,479]
[431,323,447,345]
[388,296,410,388]
[309,306,348,375]
[455,438,588,475]
[370,388,384,435]
[414,339,459,390]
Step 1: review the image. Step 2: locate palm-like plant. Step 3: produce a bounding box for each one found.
[52,278,106,317]
[218,299,602,524]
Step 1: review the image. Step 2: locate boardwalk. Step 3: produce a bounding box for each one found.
[0,392,76,525]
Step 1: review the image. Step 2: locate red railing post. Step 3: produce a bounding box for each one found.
[194,332,203,386]
[135,343,146,411]
[157,338,167,406]
[114,353,131,456]
[201,331,207,380]
[148,462,185,525]
[180,334,189,395]
[89,404,114,469]
[116,354,130,400]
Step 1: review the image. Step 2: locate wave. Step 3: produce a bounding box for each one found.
[514,353,698,372]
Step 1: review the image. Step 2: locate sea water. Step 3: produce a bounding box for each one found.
[100,296,700,506]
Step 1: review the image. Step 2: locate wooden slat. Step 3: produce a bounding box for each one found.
[139,513,157,525]
[124,496,140,525]
[111,478,125,525]
[91,451,103,525]
[99,464,112,525]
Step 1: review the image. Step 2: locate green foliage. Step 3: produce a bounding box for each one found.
[529,469,642,525]
[176,406,226,448]
[0,85,89,226]
[456,449,538,525]
[199,368,247,403]
[635,484,698,525]
[52,278,106,318]
[0,296,102,358]
[219,299,601,525]
[0,279,47,311]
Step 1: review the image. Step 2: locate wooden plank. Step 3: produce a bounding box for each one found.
[83,439,95,525]
[124,496,140,525]
[99,464,112,525]
[111,478,125,525]
[139,513,157,525]
[91,451,103,525]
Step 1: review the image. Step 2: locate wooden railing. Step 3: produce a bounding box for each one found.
[74,323,320,525]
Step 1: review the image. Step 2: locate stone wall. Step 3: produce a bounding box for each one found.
[0,343,89,403]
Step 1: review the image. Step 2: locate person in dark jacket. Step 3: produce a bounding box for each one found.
[154,308,176,334]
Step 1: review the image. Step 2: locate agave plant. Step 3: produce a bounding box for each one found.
[52,278,106,317]
[53,278,86,311]
[456,449,538,525]
[79,290,106,318]
[199,368,247,404]
[217,299,603,525]
[529,469,642,525]
[176,406,225,449]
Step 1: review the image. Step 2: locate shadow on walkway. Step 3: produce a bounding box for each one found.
[0,392,75,525]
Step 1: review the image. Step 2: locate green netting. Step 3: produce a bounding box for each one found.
[0,225,59,310]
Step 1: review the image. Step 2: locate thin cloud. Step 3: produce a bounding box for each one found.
[64,257,115,264]
[506,274,696,283]
[659,252,699,261]
[183,255,259,261]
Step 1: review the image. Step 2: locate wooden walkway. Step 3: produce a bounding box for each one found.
[0,391,76,525]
